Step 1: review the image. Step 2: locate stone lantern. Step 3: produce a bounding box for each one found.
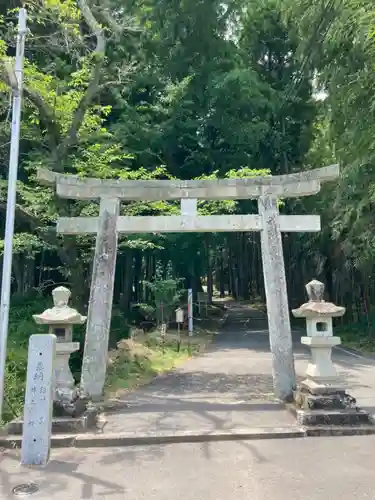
[33,286,86,417]
[292,279,372,427]
[293,279,344,387]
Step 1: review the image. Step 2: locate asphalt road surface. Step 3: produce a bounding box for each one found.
[2,435,375,499]
[3,303,375,499]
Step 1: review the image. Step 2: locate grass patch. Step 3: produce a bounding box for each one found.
[336,322,375,353]
[105,330,213,397]
[2,295,50,424]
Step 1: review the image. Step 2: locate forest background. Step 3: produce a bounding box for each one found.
[1,0,374,420]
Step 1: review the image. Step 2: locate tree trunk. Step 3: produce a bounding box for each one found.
[133,251,142,303]
[219,248,225,298]
[120,249,133,312]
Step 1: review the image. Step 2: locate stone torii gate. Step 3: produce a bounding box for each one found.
[38,164,339,402]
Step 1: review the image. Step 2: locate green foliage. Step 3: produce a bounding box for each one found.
[4,0,375,423]
[4,347,27,424]
[2,296,50,423]
[143,274,184,324]
[337,309,375,352]
[285,0,375,274]
[0,233,46,255]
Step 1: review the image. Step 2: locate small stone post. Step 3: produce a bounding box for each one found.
[176,307,184,352]
[292,279,373,427]
[33,286,86,416]
[21,334,56,467]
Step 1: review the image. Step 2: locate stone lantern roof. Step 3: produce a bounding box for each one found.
[292,279,345,319]
[33,286,87,325]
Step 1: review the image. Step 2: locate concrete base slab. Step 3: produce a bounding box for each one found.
[0,427,306,449]
[3,424,375,450]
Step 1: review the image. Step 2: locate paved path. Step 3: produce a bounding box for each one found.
[3,303,375,498]
[102,303,297,435]
[100,302,375,435]
[2,435,375,499]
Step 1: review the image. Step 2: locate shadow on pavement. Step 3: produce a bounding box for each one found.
[0,449,126,499]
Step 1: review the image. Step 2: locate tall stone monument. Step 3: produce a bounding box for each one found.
[292,279,373,427]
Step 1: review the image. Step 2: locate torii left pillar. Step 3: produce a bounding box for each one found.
[258,195,296,401]
[80,197,119,400]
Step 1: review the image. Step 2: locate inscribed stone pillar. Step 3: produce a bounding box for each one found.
[21,334,56,467]
[258,195,296,400]
[80,197,119,399]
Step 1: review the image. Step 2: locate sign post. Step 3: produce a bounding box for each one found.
[175,307,184,352]
[160,323,167,352]
[188,288,193,337]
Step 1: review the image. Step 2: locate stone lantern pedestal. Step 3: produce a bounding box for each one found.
[292,280,373,427]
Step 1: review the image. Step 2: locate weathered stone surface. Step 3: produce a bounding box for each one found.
[294,388,356,411]
[33,286,86,416]
[294,408,372,427]
[293,280,344,391]
[21,334,56,466]
[38,164,339,200]
[53,342,81,414]
[304,426,375,437]
[57,214,321,235]
[306,279,325,301]
[8,406,100,435]
[33,286,86,325]
[292,280,346,319]
[180,198,197,216]
[292,279,375,428]
[39,165,340,406]
[258,195,296,401]
[301,336,341,380]
[299,379,345,395]
[80,197,119,399]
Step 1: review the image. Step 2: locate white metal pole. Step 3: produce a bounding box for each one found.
[0,8,27,420]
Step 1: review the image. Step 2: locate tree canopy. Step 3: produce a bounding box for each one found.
[1,0,374,326]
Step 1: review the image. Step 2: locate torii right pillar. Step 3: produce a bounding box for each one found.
[292,279,374,429]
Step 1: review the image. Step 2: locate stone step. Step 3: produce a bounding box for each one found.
[291,407,374,427]
[305,425,375,437]
[6,411,100,435]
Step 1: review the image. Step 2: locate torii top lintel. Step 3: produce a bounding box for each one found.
[37,164,339,201]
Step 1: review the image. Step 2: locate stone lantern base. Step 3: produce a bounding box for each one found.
[292,379,373,427]
[6,404,100,436]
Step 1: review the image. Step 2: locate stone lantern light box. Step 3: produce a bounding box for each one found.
[33,286,86,342]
